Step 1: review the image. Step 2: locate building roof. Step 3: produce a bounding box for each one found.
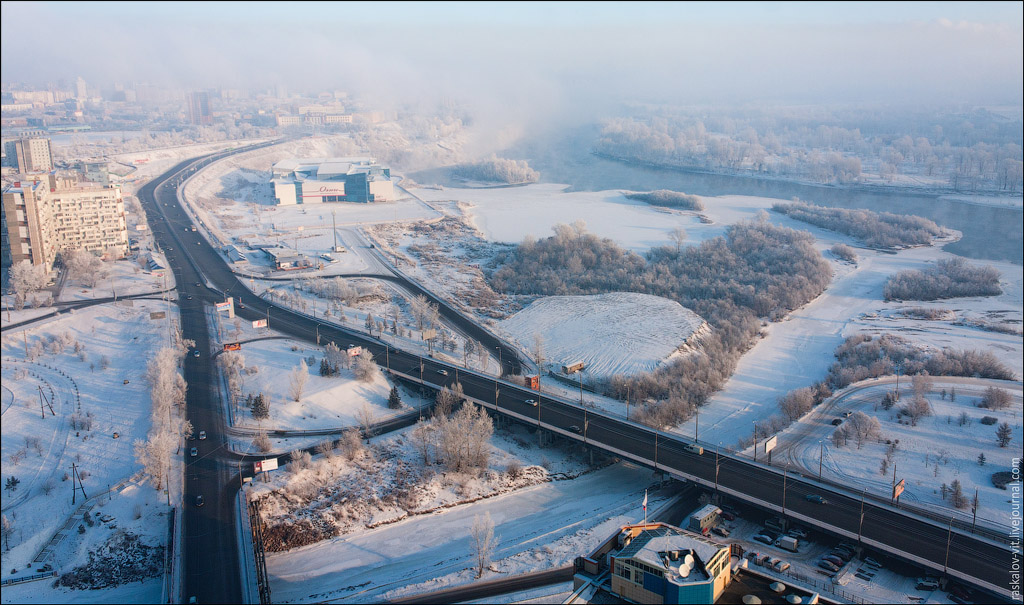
[691,504,722,520]
[618,527,726,585]
[272,157,379,181]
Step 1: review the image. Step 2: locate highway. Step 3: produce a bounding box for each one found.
[139,145,1015,602]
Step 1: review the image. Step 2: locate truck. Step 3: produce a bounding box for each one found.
[525,374,540,390]
[776,535,799,552]
[683,443,704,455]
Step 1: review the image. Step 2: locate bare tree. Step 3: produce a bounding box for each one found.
[1,514,13,551]
[532,333,545,368]
[778,387,815,421]
[288,359,309,402]
[981,386,1011,410]
[254,430,272,453]
[339,428,364,460]
[846,411,882,448]
[410,419,433,464]
[470,512,497,578]
[902,395,932,426]
[316,439,335,459]
[668,226,687,254]
[356,404,375,443]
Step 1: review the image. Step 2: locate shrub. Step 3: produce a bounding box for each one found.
[625,190,704,211]
[884,258,1001,301]
[980,416,998,425]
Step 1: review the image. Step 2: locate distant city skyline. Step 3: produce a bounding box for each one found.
[3,1,1022,114]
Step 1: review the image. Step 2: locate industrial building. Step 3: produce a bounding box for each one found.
[2,174,128,271]
[271,157,393,205]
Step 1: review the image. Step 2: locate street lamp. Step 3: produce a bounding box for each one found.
[494,346,503,377]
[715,442,721,496]
[781,469,788,518]
[752,421,758,463]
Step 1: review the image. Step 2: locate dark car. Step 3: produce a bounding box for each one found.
[712,526,731,538]
[753,534,773,545]
[805,494,828,504]
[819,560,840,572]
[195,495,205,507]
[568,425,583,434]
[720,511,736,521]
[822,555,844,567]
[831,418,843,426]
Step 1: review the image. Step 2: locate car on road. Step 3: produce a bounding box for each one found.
[194,282,201,287]
[805,494,828,504]
[843,411,853,417]
[186,295,193,300]
[753,534,773,545]
[437,369,448,376]
[195,495,204,507]
[190,447,198,457]
[568,425,583,434]
[199,430,206,440]
[193,350,200,358]
[525,399,537,406]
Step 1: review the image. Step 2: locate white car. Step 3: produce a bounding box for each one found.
[199,430,207,440]
[525,399,537,406]
[190,447,198,457]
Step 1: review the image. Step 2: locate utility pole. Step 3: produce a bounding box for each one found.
[781,469,788,518]
[752,422,757,463]
[715,442,721,495]
[818,440,824,481]
[578,371,584,406]
[857,489,866,545]
[943,516,954,575]
[971,489,979,534]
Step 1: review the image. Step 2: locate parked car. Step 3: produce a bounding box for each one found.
[720,510,736,521]
[819,560,840,572]
[915,580,939,591]
[787,527,808,539]
[757,554,772,567]
[830,550,853,562]
[744,551,760,561]
[712,526,731,538]
[773,560,791,573]
[863,556,882,568]
[190,447,198,457]
[753,534,773,545]
[822,555,844,567]
[805,494,828,504]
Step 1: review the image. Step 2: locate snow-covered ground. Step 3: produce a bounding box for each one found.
[264,459,668,603]
[777,378,1022,529]
[498,292,707,378]
[57,257,171,303]
[0,299,178,599]
[224,337,426,432]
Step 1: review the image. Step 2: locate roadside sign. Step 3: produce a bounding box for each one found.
[215,301,231,310]
[347,346,363,357]
[254,458,278,473]
[252,319,268,328]
[893,478,905,500]
[223,342,241,351]
[762,435,778,455]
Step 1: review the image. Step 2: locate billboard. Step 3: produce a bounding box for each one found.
[149,311,166,320]
[562,361,585,374]
[254,458,278,473]
[347,346,363,357]
[893,478,905,500]
[422,329,437,341]
[215,301,231,310]
[252,319,268,328]
[762,435,778,455]
[223,342,241,351]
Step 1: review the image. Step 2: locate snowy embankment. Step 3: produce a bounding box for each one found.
[265,461,666,603]
[498,292,706,378]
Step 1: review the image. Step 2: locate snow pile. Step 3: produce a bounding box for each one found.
[499,292,706,377]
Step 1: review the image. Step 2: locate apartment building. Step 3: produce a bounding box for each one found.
[3,137,54,173]
[1,174,128,271]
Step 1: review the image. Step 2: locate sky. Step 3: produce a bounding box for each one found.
[2,1,1022,116]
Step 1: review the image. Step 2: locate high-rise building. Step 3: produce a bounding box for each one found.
[3,138,54,173]
[75,76,88,99]
[2,175,128,271]
[187,91,212,125]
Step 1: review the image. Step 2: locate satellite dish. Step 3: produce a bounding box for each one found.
[786,596,803,604]
[770,582,786,593]
[742,596,762,605]
[678,563,691,577]
[684,553,694,566]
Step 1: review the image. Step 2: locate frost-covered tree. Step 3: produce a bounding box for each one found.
[288,360,309,402]
[353,350,377,383]
[470,512,497,578]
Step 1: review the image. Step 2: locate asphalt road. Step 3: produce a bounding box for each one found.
[141,144,1015,602]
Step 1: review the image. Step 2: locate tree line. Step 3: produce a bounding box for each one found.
[884,257,1002,301]
[624,190,705,211]
[451,155,539,184]
[772,201,944,249]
